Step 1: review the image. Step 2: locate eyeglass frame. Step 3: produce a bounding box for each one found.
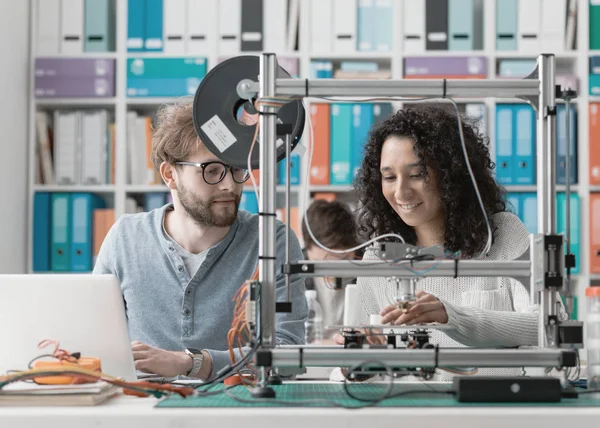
[174,161,251,185]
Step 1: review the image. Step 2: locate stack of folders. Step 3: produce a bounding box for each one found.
[310,61,391,79]
[590,57,600,96]
[34,109,115,186]
[403,56,487,79]
[34,58,115,98]
[126,57,207,97]
[0,381,119,406]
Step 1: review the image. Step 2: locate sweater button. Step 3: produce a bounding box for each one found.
[184,308,191,316]
[178,266,184,272]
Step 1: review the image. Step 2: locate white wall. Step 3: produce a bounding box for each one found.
[0,0,30,273]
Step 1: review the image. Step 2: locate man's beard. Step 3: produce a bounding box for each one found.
[177,182,240,227]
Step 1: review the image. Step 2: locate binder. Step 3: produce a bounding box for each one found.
[333,0,357,53]
[278,152,301,185]
[84,0,114,52]
[403,0,425,53]
[494,104,514,184]
[263,0,288,53]
[506,192,520,217]
[33,192,52,272]
[145,193,167,211]
[514,104,536,185]
[557,193,580,274]
[60,0,84,54]
[556,105,578,185]
[372,103,393,125]
[590,104,600,185]
[70,193,106,272]
[374,0,392,52]
[54,110,81,185]
[218,0,241,54]
[425,0,448,50]
[81,110,109,185]
[540,0,566,52]
[186,0,217,54]
[496,0,517,50]
[36,0,60,54]
[357,0,375,52]
[351,103,373,177]
[448,0,473,51]
[127,57,207,78]
[309,103,331,185]
[93,208,115,265]
[51,193,72,272]
[163,0,186,54]
[591,0,600,50]
[590,193,600,273]
[310,0,333,53]
[145,0,163,51]
[241,0,263,51]
[518,0,540,52]
[520,193,538,234]
[127,0,146,51]
[240,191,259,214]
[330,104,353,185]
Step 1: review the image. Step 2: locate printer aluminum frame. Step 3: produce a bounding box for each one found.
[242,53,582,381]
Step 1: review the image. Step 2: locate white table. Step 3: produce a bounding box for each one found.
[0,390,599,428]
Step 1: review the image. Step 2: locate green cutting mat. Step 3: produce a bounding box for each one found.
[155,383,600,408]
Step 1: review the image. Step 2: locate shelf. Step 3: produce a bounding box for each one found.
[126,185,169,193]
[402,50,489,58]
[126,97,189,107]
[35,98,117,107]
[35,52,118,58]
[310,52,393,60]
[590,186,600,192]
[242,185,356,193]
[494,51,579,59]
[591,274,600,281]
[504,185,580,192]
[33,185,115,192]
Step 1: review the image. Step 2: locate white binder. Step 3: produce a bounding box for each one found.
[403,0,425,53]
[333,0,357,53]
[186,0,217,54]
[164,0,186,54]
[310,0,333,53]
[518,0,541,52]
[60,0,83,53]
[36,0,61,54]
[540,0,566,52]
[218,0,241,54]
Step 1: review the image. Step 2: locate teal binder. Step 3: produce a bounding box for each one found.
[557,192,580,274]
[330,104,353,185]
[50,193,72,272]
[127,0,145,51]
[84,0,115,52]
[449,0,473,50]
[70,193,106,272]
[144,0,163,51]
[496,0,517,50]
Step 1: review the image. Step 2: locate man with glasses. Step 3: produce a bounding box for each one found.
[93,101,308,381]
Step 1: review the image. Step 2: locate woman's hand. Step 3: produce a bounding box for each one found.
[380,290,449,325]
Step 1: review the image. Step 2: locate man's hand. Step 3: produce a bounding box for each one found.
[131,341,193,377]
[380,290,449,325]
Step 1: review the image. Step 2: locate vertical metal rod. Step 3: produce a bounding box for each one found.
[285,134,291,302]
[536,54,558,348]
[259,53,278,348]
[565,98,573,319]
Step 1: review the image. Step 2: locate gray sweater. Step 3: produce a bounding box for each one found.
[93,204,308,377]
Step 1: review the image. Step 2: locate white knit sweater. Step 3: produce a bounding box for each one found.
[352,211,566,380]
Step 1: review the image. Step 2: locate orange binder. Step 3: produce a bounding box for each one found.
[590,104,600,185]
[591,194,600,273]
[309,103,331,185]
[313,193,336,202]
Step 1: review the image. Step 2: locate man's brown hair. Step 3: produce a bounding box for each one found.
[150,101,202,171]
[301,200,359,250]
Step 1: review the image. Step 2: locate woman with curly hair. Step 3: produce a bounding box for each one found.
[337,105,564,359]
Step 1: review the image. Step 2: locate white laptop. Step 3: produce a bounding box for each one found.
[0,274,137,381]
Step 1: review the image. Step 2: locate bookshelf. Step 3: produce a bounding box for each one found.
[26,0,596,321]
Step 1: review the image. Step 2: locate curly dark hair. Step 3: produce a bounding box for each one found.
[354,105,506,258]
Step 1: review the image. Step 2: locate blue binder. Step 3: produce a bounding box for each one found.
[144,0,163,51]
[557,192,580,274]
[33,192,51,272]
[506,192,520,217]
[352,103,373,177]
[127,0,145,51]
[496,0,517,50]
[519,193,538,234]
[330,104,353,185]
[374,0,392,52]
[70,193,106,272]
[278,152,301,185]
[514,104,536,185]
[240,191,259,214]
[556,105,578,185]
[449,0,473,50]
[495,104,514,184]
[145,193,167,211]
[84,0,114,52]
[357,0,375,51]
[127,77,203,97]
[50,193,72,272]
[373,103,393,125]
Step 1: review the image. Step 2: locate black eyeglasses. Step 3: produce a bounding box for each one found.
[175,161,251,185]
